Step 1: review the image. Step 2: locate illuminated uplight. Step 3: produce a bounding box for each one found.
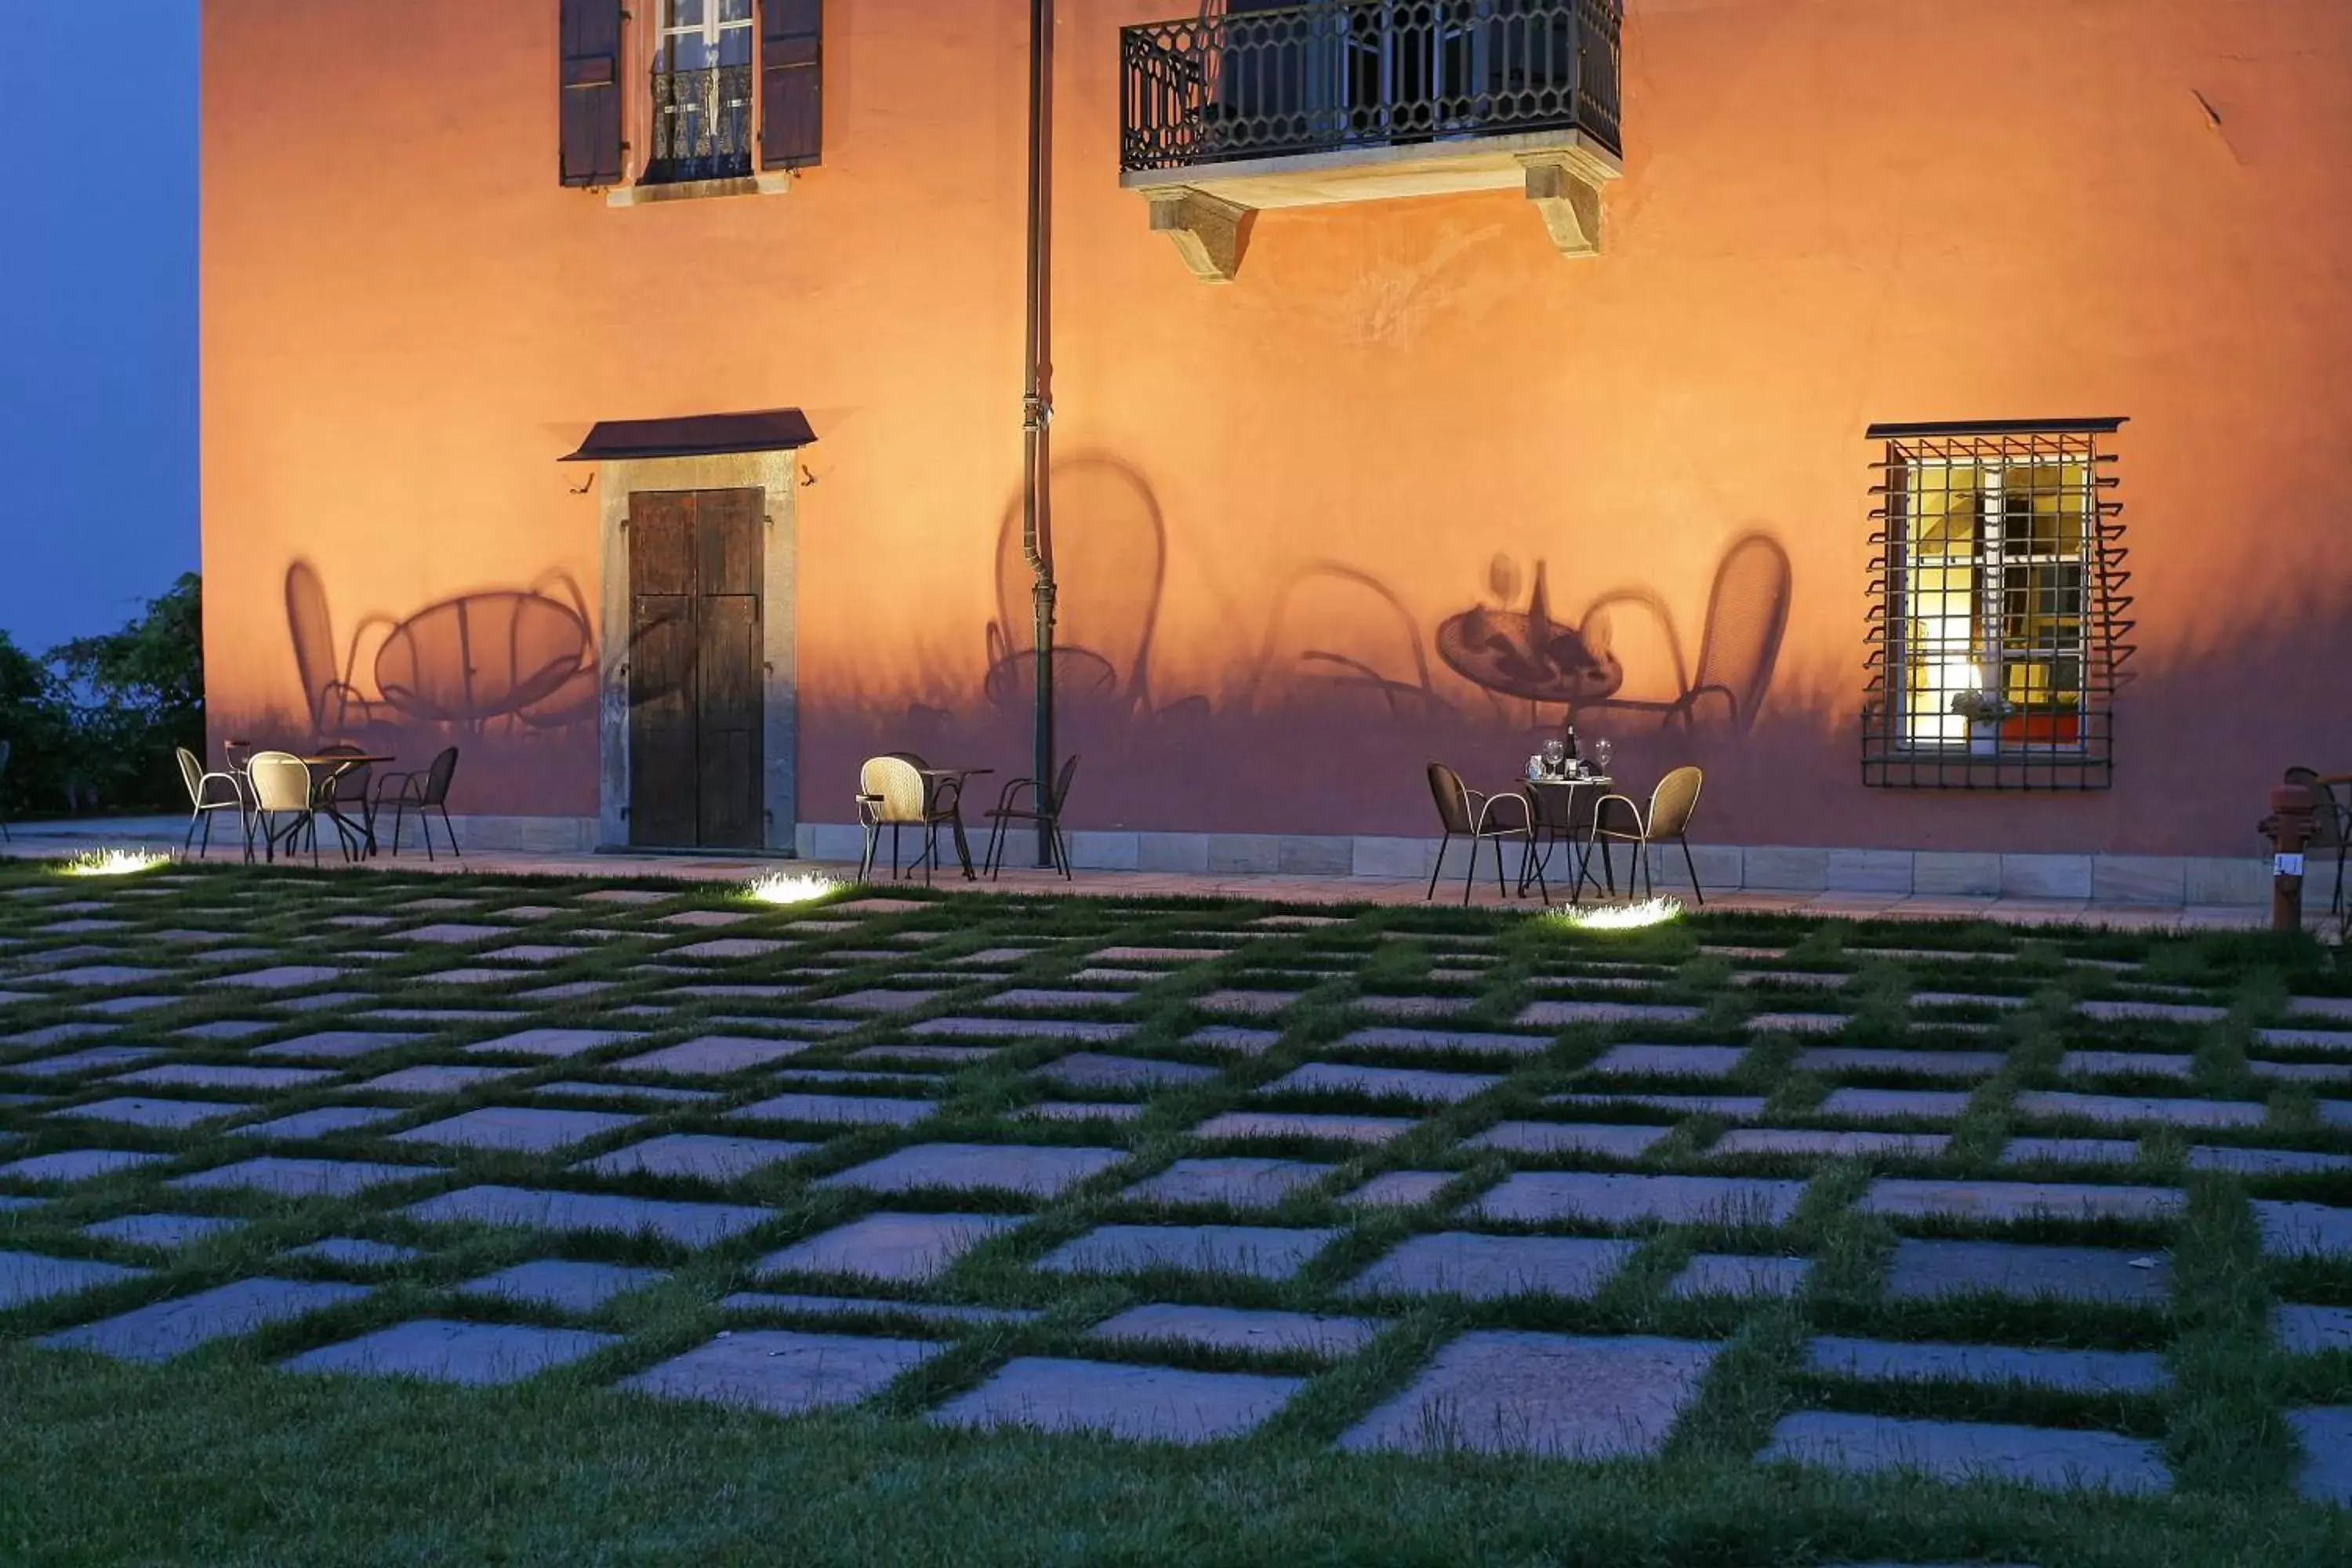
[743,870,841,906]
[58,848,172,878]
[1546,897,1686,932]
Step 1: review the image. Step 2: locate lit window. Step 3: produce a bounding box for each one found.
[1863,420,2134,789]
[648,0,756,183]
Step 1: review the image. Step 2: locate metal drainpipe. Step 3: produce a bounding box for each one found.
[1022,0,1058,867]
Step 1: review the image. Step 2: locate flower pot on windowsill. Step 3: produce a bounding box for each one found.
[1969,720,2002,757]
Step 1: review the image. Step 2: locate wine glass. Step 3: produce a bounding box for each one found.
[1541,739,1566,777]
[1592,738,1614,776]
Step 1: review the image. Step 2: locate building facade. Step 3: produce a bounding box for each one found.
[200,0,2352,900]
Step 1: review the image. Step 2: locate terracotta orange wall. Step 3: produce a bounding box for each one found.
[201,0,2352,852]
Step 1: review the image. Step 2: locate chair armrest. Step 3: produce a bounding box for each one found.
[1475,791,1533,833]
[1591,793,1646,836]
[993,776,1041,814]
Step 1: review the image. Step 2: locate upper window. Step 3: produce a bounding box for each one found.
[1862,419,2134,790]
[649,0,757,184]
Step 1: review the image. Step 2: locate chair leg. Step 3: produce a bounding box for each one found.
[1681,838,1705,908]
[438,804,461,858]
[1490,835,1512,901]
[1427,834,1451,902]
[1523,832,1549,905]
[184,811,200,854]
[1461,833,1479,906]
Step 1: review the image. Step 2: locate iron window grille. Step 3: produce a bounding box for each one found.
[647,0,756,184]
[1862,419,2136,790]
[1120,0,1624,176]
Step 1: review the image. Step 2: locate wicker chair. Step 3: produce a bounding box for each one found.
[245,750,320,865]
[983,754,1079,880]
[1590,765,1706,905]
[373,746,461,861]
[176,746,247,858]
[857,754,964,884]
[1426,762,1540,906]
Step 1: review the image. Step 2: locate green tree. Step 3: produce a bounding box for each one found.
[0,630,78,818]
[0,574,206,817]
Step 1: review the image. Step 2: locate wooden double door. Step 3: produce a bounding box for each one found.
[627,488,765,849]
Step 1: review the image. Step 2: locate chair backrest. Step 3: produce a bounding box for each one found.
[1426,763,1477,836]
[1690,535,1791,731]
[1648,765,1704,839]
[317,742,370,802]
[860,756,929,824]
[1048,753,1082,815]
[176,747,205,806]
[2285,765,2347,848]
[247,751,314,813]
[421,746,460,806]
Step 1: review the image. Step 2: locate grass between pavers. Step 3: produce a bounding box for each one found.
[5,862,2352,1561]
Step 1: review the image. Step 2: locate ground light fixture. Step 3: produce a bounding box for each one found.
[1545,897,1686,932]
[743,871,841,906]
[56,848,172,877]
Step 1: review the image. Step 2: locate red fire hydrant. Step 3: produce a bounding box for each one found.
[2267,784,2318,935]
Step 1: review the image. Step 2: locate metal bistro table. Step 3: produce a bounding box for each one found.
[916,766,993,881]
[296,753,395,861]
[1519,772,1613,903]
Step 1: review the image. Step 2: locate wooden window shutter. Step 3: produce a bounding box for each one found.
[559,0,626,187]
[760,0,823,170]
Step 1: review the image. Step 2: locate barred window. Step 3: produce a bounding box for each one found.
[1863,419,2135,789]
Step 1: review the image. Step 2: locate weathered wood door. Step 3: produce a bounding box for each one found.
[627,488,764,848]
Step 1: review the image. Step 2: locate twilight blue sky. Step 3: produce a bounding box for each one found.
[0,2,200,655]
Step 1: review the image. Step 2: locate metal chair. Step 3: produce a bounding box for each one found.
[2284,766,2349,915]
[857,755,964,884]
[1425,762,1540,906]
[983,754,1080,880]
[1590,765,1706,905]
[373,746,461,860]
[245,750,320,865]
[175,746,246,858]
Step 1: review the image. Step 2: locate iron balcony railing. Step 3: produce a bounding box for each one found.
[648,64,754,184]
[1120,0,1622,176]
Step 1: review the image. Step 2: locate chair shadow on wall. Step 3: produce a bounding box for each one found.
[284,560,601,744]
[984,456,1167,732]
[1570,532,1792,735]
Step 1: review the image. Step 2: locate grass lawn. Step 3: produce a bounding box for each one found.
[2,858,2350,1566]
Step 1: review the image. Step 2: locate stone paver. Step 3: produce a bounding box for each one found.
[81,1213,246,1248]
[1551,1093,1769,1121]
[933,1357,1304,1444]
[289,1238,419,1267]
[42,1277,368,1362]
[1795,1048,2005,1081]
[5,1046,164,1077]
[0,1249,147,1308]
[462,1029,641,1060]
[1336,1027,1549,1058]
[1018,1101,1145,1124]
[402,1185,773,1248]
[615,1037,811,1076]
[1884,1240,2172,1306]
[818,989,944,1015]
[205,966,344,991]
[1857,1178,2183,1223]
[454,1258,668,1312]
[670,938,790,961]
[1816,1088,1973,1122]
[1747,1012,1849,1036]
[53,1097,253,1131]
[1091,1303,1377,1358]
[252,1031,423,1062]
[1340,1332,1722,1457]
[2014,1092,2266,1130]
[1998,1137,2142,1167]
[1588,1045,1747,1080]
[392,924,509,944]
[284,1319,618,1384]
[1345,1171,1457,1209]
[35,966,172,988]
[393,1107,640,1155]
[2187,1145,2352,1176]
[2288,1407,2352,1505]
[1193,990,1302,1018]
[1475,1171,1808,1228]
[729,1093,936,1128]
[1806,1335,2170,1393]
[233,1105,408,1141]
[358,1065,527,1095]
[119,1064,335,1092]
[2062,1051,2194,1080]
[2253,1201,2352,1260]
[1192,1111,1417,1145]
[910,1016,1132,1044]
[0,1148,166,1183]
[1121,1157,1331,1208]
[1668,1254,1811,1298]
[624,1329,942,1414]
[1036,1053,1218,1093]
[818,1142,1124,1199]
[757,1212,1022,1284]
[1186,1026,1282,1055]
[1518,1000,1702,1028]
[1344,1232,1638,1301]
[1762,1410,2170,1494]
[1712,1130,1949,1160]
[2277,1304,2352,1355]
[1038,1224,1337,1280]
[578,1134,815,1181]
[2078,1000,2225,1025]
[718,1293,1036,1327]
[1467,1122,1670,1159]
[1262,1062,1501,1105]
[172,1157,445,1199]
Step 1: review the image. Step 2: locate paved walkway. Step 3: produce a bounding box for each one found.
[2,863,2350,1519]
[0,815,2310,932]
